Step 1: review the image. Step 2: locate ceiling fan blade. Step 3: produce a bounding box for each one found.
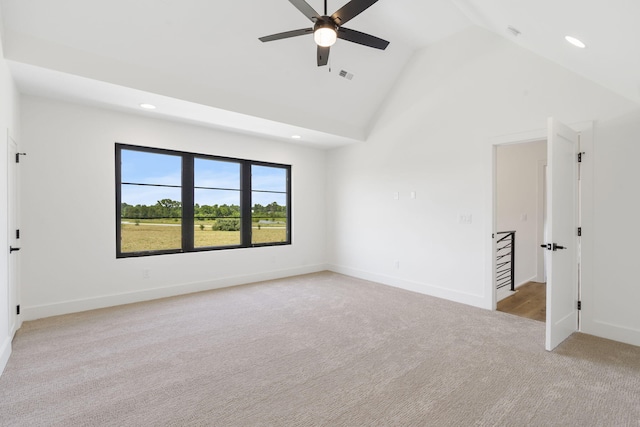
[259,28,313,43]
[317,45,330,66]
[289,0,321,22]
[331,0,379,26]
[337,27,389,49]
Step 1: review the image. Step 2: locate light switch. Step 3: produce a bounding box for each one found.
[459,213,472,224]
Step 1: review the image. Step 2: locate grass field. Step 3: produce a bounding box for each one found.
[121,223,287,253]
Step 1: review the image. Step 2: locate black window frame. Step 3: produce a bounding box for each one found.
[116,143,291,258]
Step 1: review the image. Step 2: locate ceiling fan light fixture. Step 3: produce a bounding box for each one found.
[314,21,337,47]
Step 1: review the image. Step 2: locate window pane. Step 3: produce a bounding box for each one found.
[194,159,241,248]
[195,158,240,189]
[252,165,287,192]
[251,165,288,244]
[120,186,182,252]
[119,149,182,254]
[252,191,287,244]
[194,189,241,248]
[121,150,181,186]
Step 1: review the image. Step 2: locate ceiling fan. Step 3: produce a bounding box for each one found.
[259,0,390,67]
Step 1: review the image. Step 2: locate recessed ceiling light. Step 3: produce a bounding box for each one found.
[291,135,302,139]
[565,36,586,49]
[139,103,156,109]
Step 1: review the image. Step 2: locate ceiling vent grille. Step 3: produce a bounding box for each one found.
[339,70,354,80]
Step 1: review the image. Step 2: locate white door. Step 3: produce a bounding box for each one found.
[7,135,19,334]
[545,118,579,351]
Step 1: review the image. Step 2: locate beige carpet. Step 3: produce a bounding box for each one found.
[1,271,639,426]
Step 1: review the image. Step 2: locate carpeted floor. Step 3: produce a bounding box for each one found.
[1,271,639,426]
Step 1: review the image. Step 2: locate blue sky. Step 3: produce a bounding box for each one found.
[121,149,287,207]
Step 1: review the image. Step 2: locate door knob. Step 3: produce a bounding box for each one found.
[9,246,20,253]
[540,243,567,251]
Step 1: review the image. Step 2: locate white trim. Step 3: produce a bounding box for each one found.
[23,264,327,321]
[585,320,640,348]
[536,159,547,283]
[490,121,593,146]
[491,128,546,146]
[489,145,498,310]
[0,337,10,376]
[328,264,489,309]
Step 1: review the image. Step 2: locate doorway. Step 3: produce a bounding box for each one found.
[492,118,583,351]
[495,140,547,322]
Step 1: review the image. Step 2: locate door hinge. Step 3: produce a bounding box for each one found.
[15,152,26,163]
[577,227,582,237]
[578,152,585,163]
[577,301,582,310]
[16,305,20,315]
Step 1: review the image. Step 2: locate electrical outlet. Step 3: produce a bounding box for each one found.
[394,260,400,269]
[143,269,150,279]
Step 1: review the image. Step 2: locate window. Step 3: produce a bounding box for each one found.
[116,144,291,257]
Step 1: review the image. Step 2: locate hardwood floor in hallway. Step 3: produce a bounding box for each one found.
[497,281,546,322]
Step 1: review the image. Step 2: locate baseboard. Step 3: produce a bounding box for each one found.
[0,336,10,376]
[496,288,516,302]
[327,264,489,309]
[582,320,640,348]
[23,264,327,321]
[515,275,538,288]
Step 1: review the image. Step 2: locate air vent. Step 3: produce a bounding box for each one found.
[339,70,354,80]
[507,26,521,37]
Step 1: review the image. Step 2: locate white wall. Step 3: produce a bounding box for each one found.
[19,96,327,320]
[496,141,547,287]
[580,108,640,346]
[326,26,638,318]
[10,24,640,356]
[0,6,21,374]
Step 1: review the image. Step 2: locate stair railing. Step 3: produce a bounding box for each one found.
[496,231,515,292]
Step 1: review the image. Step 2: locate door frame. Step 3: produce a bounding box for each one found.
[488,121,592,339]
[7,133,20,336]
[490,128,548,311]
[492,138,547,306]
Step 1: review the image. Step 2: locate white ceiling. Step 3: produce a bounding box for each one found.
[1,0,638,148]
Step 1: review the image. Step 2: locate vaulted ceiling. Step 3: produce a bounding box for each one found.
[1,0,638,147]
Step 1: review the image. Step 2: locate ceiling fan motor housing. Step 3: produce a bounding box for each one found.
[314,17,338,33]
